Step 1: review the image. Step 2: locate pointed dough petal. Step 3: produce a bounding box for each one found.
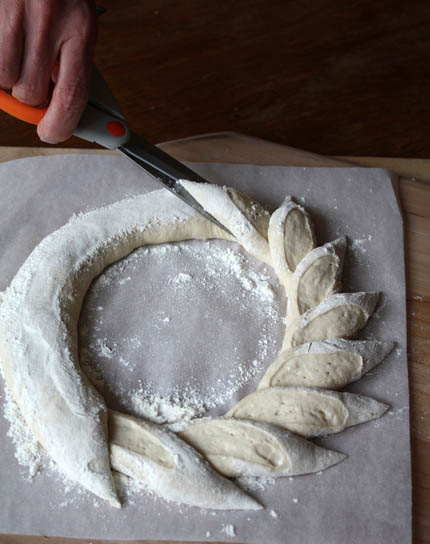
[180,417,346,478]
[226,386,389,438]
[109,411,262,510]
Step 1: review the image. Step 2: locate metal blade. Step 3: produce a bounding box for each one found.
[118,133,233,236]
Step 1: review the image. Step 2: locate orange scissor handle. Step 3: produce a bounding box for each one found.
[0,89,47,125]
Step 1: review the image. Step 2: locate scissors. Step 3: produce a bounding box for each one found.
[0,67,232,235]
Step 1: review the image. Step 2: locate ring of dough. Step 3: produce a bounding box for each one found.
[0,183,271,506]
[0,180,389,508]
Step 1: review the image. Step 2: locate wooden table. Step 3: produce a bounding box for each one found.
[0,0,429,158]
[0,132,428,543]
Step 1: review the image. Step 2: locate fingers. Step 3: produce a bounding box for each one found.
[12,1,58,106]
[37,36,91,143]
[0,2,24,89]
[0,0,98,143]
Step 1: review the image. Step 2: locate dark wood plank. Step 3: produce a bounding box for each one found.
[0,1,429,156]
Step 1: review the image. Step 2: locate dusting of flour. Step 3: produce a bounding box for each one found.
[3,237,284,485]
[1,376,43,478]
[79,239,283,430]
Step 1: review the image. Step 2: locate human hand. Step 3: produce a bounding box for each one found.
[0,0,98,143]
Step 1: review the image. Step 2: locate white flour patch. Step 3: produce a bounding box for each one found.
[388,406,409,422]
[172,272,193,285]
[350,235,372,256]
[221,523,236,537]
[1,380,42,479]
[237,475,276,492]
[130,391,205,431]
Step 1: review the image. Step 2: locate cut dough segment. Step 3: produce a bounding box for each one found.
[180,417,346,478]
[260,350,362,390]
[294,236,347,314]
[258,339,395,390]
[180,180,272,265]
[109,411,261,510]
[226,188,270,239]
[110,410,174,469]
[226,386,389,438]
[290,292,380,347]
[268,196,316,281]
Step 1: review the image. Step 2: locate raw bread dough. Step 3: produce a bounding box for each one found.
[288,292,380,348]
[109,411,261,510]
[226,387,389,438]
[180,181,272,265]
[258,339,395,390]
[179,417,346,478]
[294,236,346,314]
[268,196,316,281]
[0,185,391,510]
[0,188,231,507]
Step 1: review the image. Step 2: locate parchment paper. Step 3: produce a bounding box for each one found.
[0,155,411,544]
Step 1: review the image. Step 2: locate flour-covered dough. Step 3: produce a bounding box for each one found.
[294,236,347,315]
[226,386,389,437]
[0,182,391,509]
[180,417,346,478]
[0,187,254,507]
[258,339,395,390]
[288,292,380,348]
[268,196,316,282]
[109,411,261,510]
[180,181,272,265]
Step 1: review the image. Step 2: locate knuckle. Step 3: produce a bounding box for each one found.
[55,82,88,111]
[12,84,40,105]
[73,2,97,39]
[12,73,48,105]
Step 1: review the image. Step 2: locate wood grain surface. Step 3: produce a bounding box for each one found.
[0,1,430,157]
[0,133,428,543]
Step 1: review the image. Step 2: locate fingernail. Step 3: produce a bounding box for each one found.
[38,132,60,144]
[38,134,59,144]
[37,125,60,144]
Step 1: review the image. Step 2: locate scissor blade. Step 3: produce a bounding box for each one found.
[118,133,233,236]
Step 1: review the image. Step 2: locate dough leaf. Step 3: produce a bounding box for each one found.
[226,387,389,438]
[290,292,379,346]
[109,410,262,510]
[268,196,316,280]
[258,339,395,390]
[294,236,347,314]
[180,417,346,478]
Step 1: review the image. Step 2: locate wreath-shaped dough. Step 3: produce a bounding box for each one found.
[0,182,393,510]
